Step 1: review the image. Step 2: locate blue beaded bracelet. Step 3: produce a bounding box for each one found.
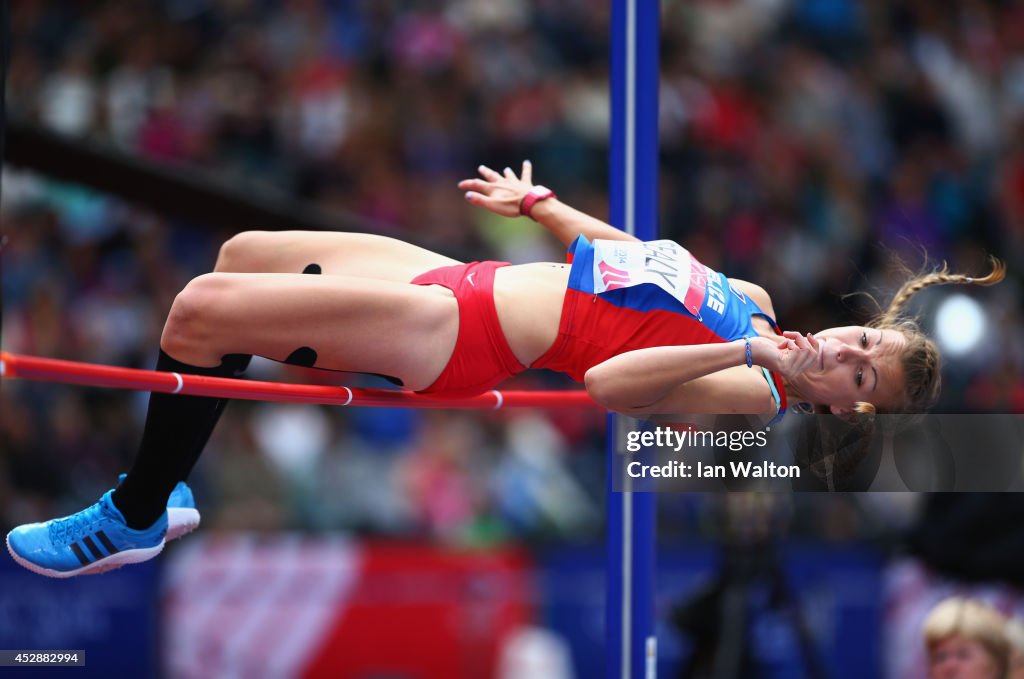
[743,336,753,368]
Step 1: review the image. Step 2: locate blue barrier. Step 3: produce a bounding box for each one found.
[0,556,160,677]
[540,543,884,679]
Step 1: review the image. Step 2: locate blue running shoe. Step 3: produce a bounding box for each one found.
[118,474,200,542]
[166,482,200,541]
[6,490,166,578]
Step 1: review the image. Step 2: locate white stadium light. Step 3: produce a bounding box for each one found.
[934,293,987,358]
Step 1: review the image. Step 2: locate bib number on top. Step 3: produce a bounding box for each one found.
[592,239,717,317]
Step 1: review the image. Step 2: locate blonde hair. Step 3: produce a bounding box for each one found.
[1007,618,1024,662]
[854,257,1006,416]
[804,258,1006,488]
[1007,622,1024,679]
[924,597,1010,676]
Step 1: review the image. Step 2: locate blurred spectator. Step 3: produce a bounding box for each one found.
[1007,618,1024,679]
[923,597,1009,679]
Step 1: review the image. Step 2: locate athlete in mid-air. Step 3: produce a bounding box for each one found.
[7,161,1004,577]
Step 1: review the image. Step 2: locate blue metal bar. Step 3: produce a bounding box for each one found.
[608,1,659,677]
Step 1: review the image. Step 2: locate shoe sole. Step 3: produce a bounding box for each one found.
[167,508,200,542]
[6,534,165,578]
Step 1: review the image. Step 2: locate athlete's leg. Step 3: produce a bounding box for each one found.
[116,233,460,529]
[213,230,462,281]
[113,272,457,529]
[116,233,461,531]
[8,238,466,575]
[160,272,457,386]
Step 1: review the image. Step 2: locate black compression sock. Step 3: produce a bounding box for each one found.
[112,350,250,529]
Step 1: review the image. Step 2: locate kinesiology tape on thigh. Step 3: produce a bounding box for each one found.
[281,345,403,386]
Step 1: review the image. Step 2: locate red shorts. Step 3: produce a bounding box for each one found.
[411,261,526,397]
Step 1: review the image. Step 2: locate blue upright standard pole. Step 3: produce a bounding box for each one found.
[607,1,659,678]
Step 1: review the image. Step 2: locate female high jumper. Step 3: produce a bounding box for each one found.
[7,162,1004,577]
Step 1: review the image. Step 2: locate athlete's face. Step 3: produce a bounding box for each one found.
[929,635,1003,679]
[793,326,907,415]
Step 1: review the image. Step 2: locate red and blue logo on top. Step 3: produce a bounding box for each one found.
[553,236,787,426]
[567,235,767,343]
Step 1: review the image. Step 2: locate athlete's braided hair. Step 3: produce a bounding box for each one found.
[805,257,1006,489]
[854,257,1006,416]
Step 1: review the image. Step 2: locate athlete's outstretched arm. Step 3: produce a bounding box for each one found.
[458,161,640,247]
[585,334,818,415]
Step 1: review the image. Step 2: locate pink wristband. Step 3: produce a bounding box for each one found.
[519,185,556,220]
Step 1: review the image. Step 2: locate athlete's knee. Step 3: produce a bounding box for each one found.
[215,231,276,272]
[161,273,231,353]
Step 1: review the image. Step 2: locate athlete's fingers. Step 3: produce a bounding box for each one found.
[478,165,502,181]
[522,160,533,184]
[784,331,811,352]
[458,178,497,195]
[503,166,517,180]
[783,335,818,375]
[462,191,516,218]
[464,191,499,210]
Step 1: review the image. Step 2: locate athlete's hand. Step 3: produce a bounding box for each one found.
[748,332,820,380]
[458,161,534,218]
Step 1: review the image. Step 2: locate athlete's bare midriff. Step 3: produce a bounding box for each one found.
[493,262,570,367]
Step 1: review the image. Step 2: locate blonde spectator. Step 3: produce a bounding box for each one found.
[924,597,1009,679]
[1006,618,1024,679]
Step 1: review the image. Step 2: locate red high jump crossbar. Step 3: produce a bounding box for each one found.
[0,351,600,410]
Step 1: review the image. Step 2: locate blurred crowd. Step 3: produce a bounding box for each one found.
[1,0,1023,550]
